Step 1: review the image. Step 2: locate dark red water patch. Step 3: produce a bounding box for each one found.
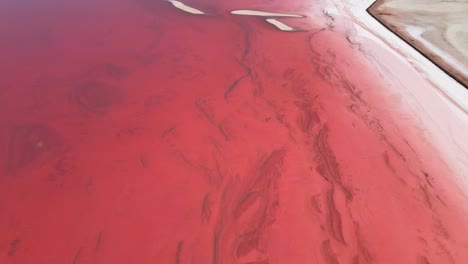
[5,124,64,176]
[1,0,468,263]
[71,81,124,114]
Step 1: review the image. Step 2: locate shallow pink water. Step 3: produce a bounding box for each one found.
[1,0,467,263]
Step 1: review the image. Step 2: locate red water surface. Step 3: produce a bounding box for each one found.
[1,0,468,263]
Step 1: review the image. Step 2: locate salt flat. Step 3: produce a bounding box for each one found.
[369,0,468,86]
